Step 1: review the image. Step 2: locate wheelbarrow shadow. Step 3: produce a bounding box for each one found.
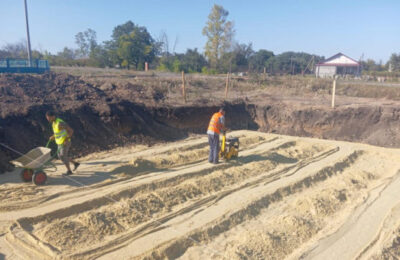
[46,160,169,187]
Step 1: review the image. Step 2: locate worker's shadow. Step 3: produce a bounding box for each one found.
[234,152,298,165]
[265,152,298,164]
[82,161,126,166]
[0,253,5,260]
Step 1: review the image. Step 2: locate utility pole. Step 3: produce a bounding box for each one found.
[24,0,32,66]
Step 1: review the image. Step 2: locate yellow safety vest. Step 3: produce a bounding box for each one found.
[52,118,68,145]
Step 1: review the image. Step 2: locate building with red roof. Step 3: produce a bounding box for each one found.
[315,53,360,78]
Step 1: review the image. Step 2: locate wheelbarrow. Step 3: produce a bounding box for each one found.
[9,141,57,185]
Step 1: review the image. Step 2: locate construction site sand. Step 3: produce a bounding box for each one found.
[1,130,400,259]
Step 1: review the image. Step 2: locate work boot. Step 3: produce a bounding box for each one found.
[73,162,80,171]
[64,170,73,176]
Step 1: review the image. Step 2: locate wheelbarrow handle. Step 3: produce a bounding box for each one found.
[46,140,53,148]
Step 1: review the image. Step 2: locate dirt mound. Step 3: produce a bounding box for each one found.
[2,72,400,175]
[0,73,107,116]
[0,73,165,173]
[0,72,167,117]
[0,73,257,173]
[99,81,165,104]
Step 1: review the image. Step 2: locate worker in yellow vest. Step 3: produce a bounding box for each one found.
[207,107,227,164]
[46,111,80,175]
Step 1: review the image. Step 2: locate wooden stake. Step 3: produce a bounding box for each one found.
[263,67,266,80]
[331,76,337,108]
[182,71,186,103]
[225,72,230,99]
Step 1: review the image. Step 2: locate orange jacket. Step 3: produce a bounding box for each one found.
[208,112,224,134]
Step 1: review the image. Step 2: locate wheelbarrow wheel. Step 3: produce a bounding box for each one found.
[20,169,33,182]
[32,171,47,185]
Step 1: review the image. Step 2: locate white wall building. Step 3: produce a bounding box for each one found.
[315,53,360,78]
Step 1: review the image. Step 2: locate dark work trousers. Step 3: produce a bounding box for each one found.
[208,134,220,163]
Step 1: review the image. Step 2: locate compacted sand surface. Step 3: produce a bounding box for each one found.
[1,130,400,259]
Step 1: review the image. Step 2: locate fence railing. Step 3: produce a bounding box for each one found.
[0,59,50,74]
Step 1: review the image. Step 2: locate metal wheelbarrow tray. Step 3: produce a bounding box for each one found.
[10,146,56,185]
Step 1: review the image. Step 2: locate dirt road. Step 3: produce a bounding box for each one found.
[1,130,400,259]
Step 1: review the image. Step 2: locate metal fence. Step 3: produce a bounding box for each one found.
[0,59,50,74]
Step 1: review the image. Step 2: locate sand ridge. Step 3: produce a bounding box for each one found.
[1,130,400,259]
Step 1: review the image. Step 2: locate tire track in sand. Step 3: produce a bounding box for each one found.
[5,138,330,259]
[0,134,276,214]
[299,170,400,260]
[96,147,351,260]
[4,131,399,260]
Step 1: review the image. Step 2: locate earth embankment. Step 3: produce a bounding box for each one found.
[1,72,400,173]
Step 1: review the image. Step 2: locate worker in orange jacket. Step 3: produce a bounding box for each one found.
[207,107,227,164]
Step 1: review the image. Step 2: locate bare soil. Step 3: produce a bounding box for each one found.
[1,71,400,174]
[1,69,400,259]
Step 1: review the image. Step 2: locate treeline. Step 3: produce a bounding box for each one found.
[356,54,400,77]
[0,32,323,75]
[0,4,399,75]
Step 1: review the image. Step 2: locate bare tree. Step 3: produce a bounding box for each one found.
[75,29,97,58]
[158,31,170,55]
[1,40,28,58]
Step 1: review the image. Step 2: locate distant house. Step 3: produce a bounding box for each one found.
[315,53,360,78]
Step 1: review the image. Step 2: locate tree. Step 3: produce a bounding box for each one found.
[116,26,157,69]
[112,21,136,43]
[220,43,254,72]
[103,40,120,67]
[105,21,137,66]
[202,4,235,68]
[1,41,27,59]
[156,31,179,70]
[57,47,76,60]
[31,50,43,59]
[388,53,400,72]
[75,29,97,58]
[157,31,178,56]
[0,50,8,59]
[162,49,207,72]
[361,59,384,72]
[249,49,274,72]
[157,48,207,73]
[181,48,208,72]
[265,52,323,74]
[103,21,160,69]
[172,58,182,73]
[89,45,111,68]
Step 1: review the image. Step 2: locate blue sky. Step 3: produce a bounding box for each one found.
[0,0,399,62]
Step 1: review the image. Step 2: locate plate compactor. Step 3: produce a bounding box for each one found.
[219,132,239,160]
